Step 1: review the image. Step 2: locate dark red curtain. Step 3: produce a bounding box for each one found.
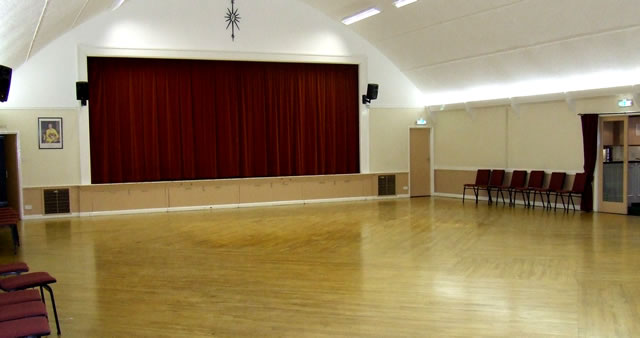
[88,57,360,184]
[581,114,599,211]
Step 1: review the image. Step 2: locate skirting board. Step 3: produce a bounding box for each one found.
[433,192,582,211]
[23,194,411,220]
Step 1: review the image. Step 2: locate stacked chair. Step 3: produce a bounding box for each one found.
[494,170,527,205]
[0,208,20,254]
[463,169,587,212]
[556,172,587,211]
[462,169,491,204]
[0,262,60,337]
[531,172,566,209]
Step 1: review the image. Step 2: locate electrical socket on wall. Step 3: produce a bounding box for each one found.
[403,186,408,190]
[24,205,32,210]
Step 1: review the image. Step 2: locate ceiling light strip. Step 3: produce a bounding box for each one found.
[26,0,50,62]
[393,0,418,8]
[342,8,381,25]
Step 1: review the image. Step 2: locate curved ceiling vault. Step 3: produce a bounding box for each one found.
[301,0,640,104]
[3,0,640,105]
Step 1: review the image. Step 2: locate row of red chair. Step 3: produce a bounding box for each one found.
[0,262,60,337]
[463,169,586,211]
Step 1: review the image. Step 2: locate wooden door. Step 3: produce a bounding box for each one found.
[409,128,431,197]
[599,116,628,214]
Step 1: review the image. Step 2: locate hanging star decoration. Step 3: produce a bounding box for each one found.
[225,0,241,41]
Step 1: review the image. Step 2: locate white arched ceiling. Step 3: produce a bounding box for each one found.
[301,0,640,104]
[3,0,640,106]
[0,0,113,68]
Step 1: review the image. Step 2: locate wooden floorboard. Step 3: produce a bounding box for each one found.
[2,197,640,337]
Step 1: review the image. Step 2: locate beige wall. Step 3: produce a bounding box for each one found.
[507,101,582,170]
[433,100,586,172]
[369,107,427,172]
[433,106,508,169]
[0,109,80,187]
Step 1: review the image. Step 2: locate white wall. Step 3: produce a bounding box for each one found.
[0,0,423,187]
[3,0,422,109]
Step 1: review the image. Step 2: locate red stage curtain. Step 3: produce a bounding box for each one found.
[88,57,360,184]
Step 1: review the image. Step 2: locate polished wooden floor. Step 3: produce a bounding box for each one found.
[1,197,640,337]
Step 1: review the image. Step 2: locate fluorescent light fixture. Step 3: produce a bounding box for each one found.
[112,0,126,11]
[393,0,418,8]
[342,8,381,25]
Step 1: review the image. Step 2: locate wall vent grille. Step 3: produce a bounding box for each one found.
[43,189,70,214]
[378,175,396,196]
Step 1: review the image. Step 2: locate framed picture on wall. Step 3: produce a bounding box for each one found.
[38,117,63,149]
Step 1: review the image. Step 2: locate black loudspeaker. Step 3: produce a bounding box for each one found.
[362,83,379,104]
[0,65,12,103]
[76,81,89,106]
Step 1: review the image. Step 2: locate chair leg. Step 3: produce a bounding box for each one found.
[554,193,559,211]
[532,191,537,209]
[500,189,505,204]
[10,225,18,254]
[39,286,45,305]
[42,284,61,335]
[10,224,19,246]
[474,187,479,204]
[462,187,466,203]
[570,193,576,211]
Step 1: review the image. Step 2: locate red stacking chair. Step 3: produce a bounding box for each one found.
[556,173,587,211]
[463,169,491,204]
[530,172,566,209]
[0,262,28,276]
[512,170,544,207]
[0,207,20,254]
[482,170,505,204]
[494,170,528,206]
[0,316,50,337]
[0,272,60,335]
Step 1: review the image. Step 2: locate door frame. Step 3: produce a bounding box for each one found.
[408,126,433,197]
[598,115,628,214]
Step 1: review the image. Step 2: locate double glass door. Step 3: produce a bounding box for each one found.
[600,116,629,214]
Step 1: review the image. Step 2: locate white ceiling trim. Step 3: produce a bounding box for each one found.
[26,0,50,62]
[71,0,90,29]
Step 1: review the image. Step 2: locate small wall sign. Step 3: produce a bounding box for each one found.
[618,98,634,108]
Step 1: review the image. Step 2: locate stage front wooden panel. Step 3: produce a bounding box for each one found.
[22,173,409,216]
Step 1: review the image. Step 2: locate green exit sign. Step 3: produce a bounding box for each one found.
[618,98,634,108]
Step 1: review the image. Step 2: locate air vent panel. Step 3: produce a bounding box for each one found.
[43,189,70,214]
[378,175,396,196]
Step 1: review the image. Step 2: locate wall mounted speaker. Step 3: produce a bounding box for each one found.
[76,81,89,106]
[0,65,12,103]
[362,83,379,104]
